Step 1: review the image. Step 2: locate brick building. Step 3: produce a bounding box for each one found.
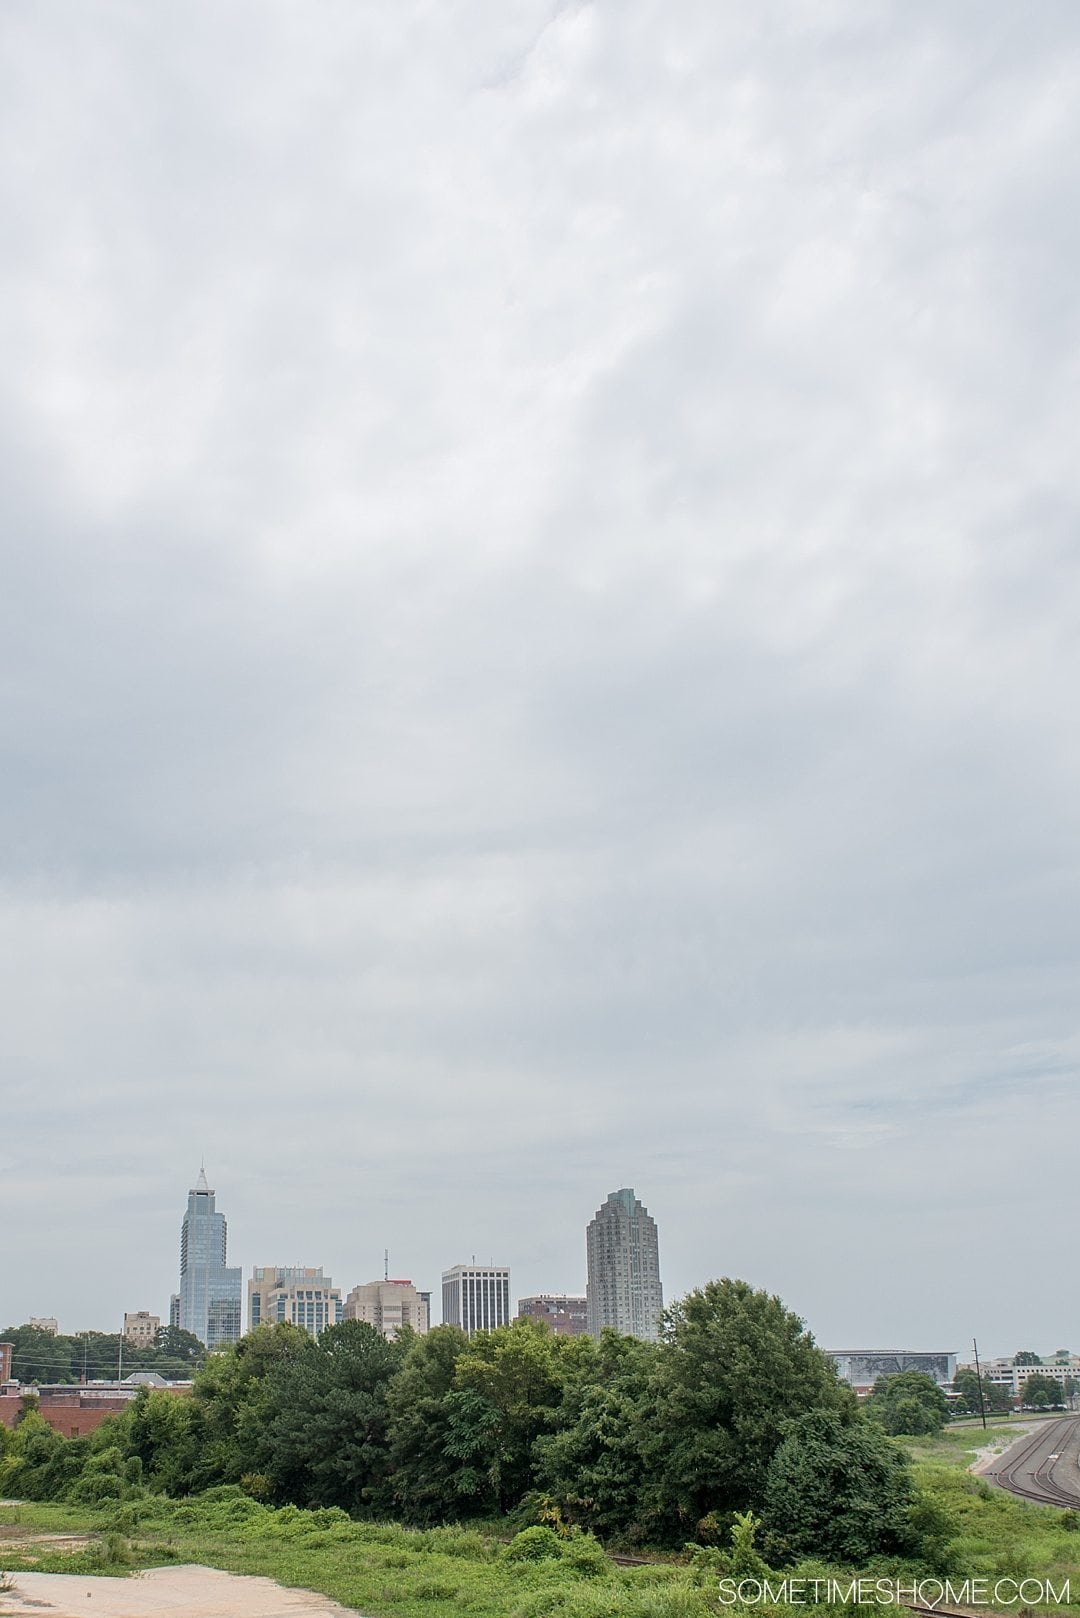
[517,1294,589,1335]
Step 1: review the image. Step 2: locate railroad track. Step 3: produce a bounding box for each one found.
[988,1414,1080,1508]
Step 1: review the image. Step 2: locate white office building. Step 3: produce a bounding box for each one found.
[442,1264,511,1335]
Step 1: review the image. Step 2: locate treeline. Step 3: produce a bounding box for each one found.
[0,1280,954,1564]
[1,1322,204,1384]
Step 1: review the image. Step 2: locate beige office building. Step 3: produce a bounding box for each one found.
[343,1279,429,1338]
[123,1311,161,1347]
[248,1267,342,1338]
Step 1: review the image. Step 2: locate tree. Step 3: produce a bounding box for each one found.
[125,1387,210,1495]
[249,1320,406,1512]
[762,1409,926,1563]
[0,1408,82,1499]
[640,1279,855,1542]
[154,1325,205,1366]
[1014,1350,1042,1366]
[194,1322,310,1482]
[0,1322,207,1387]
[1021,1373,1065,1410]
[385,1325,472,1523]
[952,1368,1011,1416]
[866,1371,950,1435]
[535,1330,658,1540]
[449,1317,593,1513]
[0,1324,80,1384]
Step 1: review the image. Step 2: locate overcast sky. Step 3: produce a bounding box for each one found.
[2,1,1079,1361]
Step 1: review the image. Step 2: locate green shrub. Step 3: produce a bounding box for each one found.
[561,1531,609,1577]
[90,1532,132,1567]
[504,1525,564,1562]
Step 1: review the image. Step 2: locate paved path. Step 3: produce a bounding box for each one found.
[0,1563,360,1617]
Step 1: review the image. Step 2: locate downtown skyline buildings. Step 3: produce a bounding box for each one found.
[166,1171,664,1348]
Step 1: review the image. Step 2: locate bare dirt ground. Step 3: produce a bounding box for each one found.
[0,1564,360,1617]
[0,1528,93,1559]
[968,1422,1038,1474]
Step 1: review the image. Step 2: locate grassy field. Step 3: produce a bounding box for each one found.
[907,1423,1080,1597]
[1,1495,717,1618]
[5,1428,1080,1618]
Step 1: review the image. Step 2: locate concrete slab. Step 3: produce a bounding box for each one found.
[0,1563,361,1616]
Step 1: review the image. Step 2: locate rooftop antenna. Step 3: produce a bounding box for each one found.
[384,1248,389,1282]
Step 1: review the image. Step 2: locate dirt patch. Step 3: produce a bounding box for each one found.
[0,1533,91,1559]
[968,1423,1039,1473]
[0,1563,360,1616]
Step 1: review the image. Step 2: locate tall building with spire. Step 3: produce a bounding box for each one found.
[586,1188,663,1342]
[178,1167,242,1350]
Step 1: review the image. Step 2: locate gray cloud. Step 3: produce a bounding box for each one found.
[2,1,1079,1357]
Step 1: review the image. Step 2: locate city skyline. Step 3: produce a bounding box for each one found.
[3,1160,1070,1361]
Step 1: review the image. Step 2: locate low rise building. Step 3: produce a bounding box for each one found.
[0,1377,192,1439]
[517,1294,589,1336]
[343,1279,430,1338]
[247,1267,343,1338]
[124,1311,161,1347]
[968,1353,1080,1397]
[828,1350,957,1393]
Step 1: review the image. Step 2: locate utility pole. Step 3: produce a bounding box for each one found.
[973,1337,988,1430]
[117,1324,123,1384]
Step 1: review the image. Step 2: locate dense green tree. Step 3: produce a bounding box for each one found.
[250,1320,406,1513]
[1014,1350,1042,1366]
[449,1317,594,1513]
[951,1368,1011,1415]
[0,1322,206,1385]
[386,1325,471,1523]
[194,1322,310,1482]
[125,1387,211,1495]
[762,1409,921,1563]
[640,1279,855,1541]
[0,1408,89,1499]
[535,1331,658,1540]
[154,1325,205,1366]
[1,1325,82,1383]
[866,1371,950,1435]
[1021,1373,1066,1410]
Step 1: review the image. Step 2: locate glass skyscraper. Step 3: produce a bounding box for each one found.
[178,1167,242,1350]
[586,1187,663,1342]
